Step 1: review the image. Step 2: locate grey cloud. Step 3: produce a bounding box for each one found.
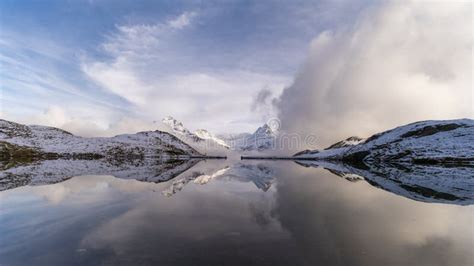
[276,1,473,148]
[250,88,273,112]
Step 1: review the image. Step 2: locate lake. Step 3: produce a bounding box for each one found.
[0,159,473,266]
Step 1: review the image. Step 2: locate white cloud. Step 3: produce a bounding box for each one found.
[82,11,291,133]
[14,105,155,137]
[25,105,104,136]
[167,11,197,29]
[276,1,473,148]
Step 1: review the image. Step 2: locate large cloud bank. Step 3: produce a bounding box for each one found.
[276,1,472,148]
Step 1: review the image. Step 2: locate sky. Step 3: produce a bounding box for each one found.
[0,0,472,147]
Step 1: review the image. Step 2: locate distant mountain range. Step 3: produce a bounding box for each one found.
[162,116,277,152]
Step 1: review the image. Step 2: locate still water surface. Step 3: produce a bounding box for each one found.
[0,159,472,266]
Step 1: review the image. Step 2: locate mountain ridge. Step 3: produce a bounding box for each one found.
[0,119,200,161]
[162,116,277,152]
[293,119,474,166]
[162,116,230,151]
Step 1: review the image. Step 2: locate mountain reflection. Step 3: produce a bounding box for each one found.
[0,158,201,191]
[162,163,275,197]
[1,156,473,205]
[295,160,474,205]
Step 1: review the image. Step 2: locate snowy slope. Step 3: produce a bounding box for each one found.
[162,116,202,142]
[0,119,199,158]
[324,136,365,150]
[294,119,474,165]
[194,129,230,148]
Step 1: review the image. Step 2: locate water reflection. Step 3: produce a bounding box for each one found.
[0,159,473,265]
[295,160,474,205]
[162,163,275,197]
[0,158,201,191]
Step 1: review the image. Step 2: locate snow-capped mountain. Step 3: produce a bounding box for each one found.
[220,124,277,151]
[161,116,277,152]
[294,119,474,166]
[162,116,230,151]
[0,119,199,160]
[162,116,203,142]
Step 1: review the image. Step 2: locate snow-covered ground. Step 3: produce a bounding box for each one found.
[324,136,365,150]
[294,119,474,165]
[0,119,199,158]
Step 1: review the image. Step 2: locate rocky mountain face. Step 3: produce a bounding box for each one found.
[294,119,474,166]
[0,119,200,162]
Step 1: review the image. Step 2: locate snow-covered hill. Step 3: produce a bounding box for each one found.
[294,119,474,165]
[0,119,200,160]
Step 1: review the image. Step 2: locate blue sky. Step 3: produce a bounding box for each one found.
[0,0,372,135]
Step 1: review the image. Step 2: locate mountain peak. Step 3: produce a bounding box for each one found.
[162,116,183,127]
[162,116,190,135]
[255,123,273,136]
[161,116,230,150]
[325,136,365,150]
